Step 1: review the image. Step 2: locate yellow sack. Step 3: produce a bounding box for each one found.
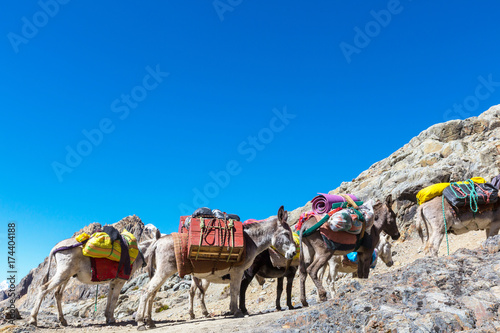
[76,233,90,243]
[458,177,485,184]
[82,229,139,264]
[417,183,449,205]
[417,177,486,205]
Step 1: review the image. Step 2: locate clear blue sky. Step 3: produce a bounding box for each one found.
[1,1,500,280]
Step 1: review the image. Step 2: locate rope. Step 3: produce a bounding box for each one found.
[449,179,478,213]
[94,284,99,313]
[442,196,450,256]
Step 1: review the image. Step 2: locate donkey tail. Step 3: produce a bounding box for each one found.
[415,205,428,243]
[298,222,307,275]
[146,241,158,279]
[42,249,55,285]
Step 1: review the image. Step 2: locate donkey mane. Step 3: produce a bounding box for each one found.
[243,216,277,229]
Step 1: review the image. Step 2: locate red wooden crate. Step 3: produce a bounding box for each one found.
[179,216,244,262]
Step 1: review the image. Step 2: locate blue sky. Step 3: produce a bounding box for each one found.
[1,1,500,280]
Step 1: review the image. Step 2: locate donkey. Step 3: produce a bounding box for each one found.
[29,235,151,327]
[238,248,297,315]
[136,206,296,330]
[416,196,500,257]
[299,195,400,307]
[319,232,394,294]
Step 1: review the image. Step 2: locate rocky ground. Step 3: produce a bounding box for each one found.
[2,229,498,333]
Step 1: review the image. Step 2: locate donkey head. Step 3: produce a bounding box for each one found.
[377,233,394,267]
[272,206,297,260]
[374,195,400,241]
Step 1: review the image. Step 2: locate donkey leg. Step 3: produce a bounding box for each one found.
[54,279,70,326]
[487,221,500,237]
[275,277,284,311]
[328,261,339,295]
[229,271,244,317]
[307,255,331,302]
[299,257,309,307]
[357,251,372,279]
[105,280,126,324]
[136,272,169,330]
[428,227,445,257]
[188,278,199,319]
[239,270,256,314]
[29,270,72,326]
[285,271,295,310]
[198,279,210,318]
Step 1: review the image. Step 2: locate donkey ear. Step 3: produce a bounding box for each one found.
[278,205,285,222]
[282,210,288,224]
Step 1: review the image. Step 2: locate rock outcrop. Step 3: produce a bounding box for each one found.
[276,235,500,332]
[289,105,500,232]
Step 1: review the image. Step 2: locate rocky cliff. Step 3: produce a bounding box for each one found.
[289,105,500,233]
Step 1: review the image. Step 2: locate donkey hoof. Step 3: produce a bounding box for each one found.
[60,319,68,327]
[288,305,295,310]
[137,324,147,331]
[189,312,195,320]
[202,311,210,318]
[28,319,37,327]
[233,310,244,318]
[301,301,309,307]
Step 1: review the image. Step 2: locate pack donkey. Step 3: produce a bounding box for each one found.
[136,206,296,330]
[416,196,500,257]
[29,231,155,327]
[299,195,400,306]
[318,232,394,294]
[238,247,297,315]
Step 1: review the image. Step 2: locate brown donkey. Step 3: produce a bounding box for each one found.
[299,196,400,306]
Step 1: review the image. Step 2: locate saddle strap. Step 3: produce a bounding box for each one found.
[340,194,359,209]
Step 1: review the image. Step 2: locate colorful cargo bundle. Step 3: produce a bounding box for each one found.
[178,207,244,264]
[416,177,486,205]
[309,193,374,234]
[80,229,139,264]
[416,176,498,212]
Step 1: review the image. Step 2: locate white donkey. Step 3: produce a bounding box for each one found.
[319,233,394,294]
[136,206,296,330]
[29,235,152,327]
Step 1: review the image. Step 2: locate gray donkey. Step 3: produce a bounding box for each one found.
[136,206,296,330]
[29,235,151,327]
[416,196,500,257]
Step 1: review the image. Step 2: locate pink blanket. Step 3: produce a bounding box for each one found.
[311,193,359,214]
